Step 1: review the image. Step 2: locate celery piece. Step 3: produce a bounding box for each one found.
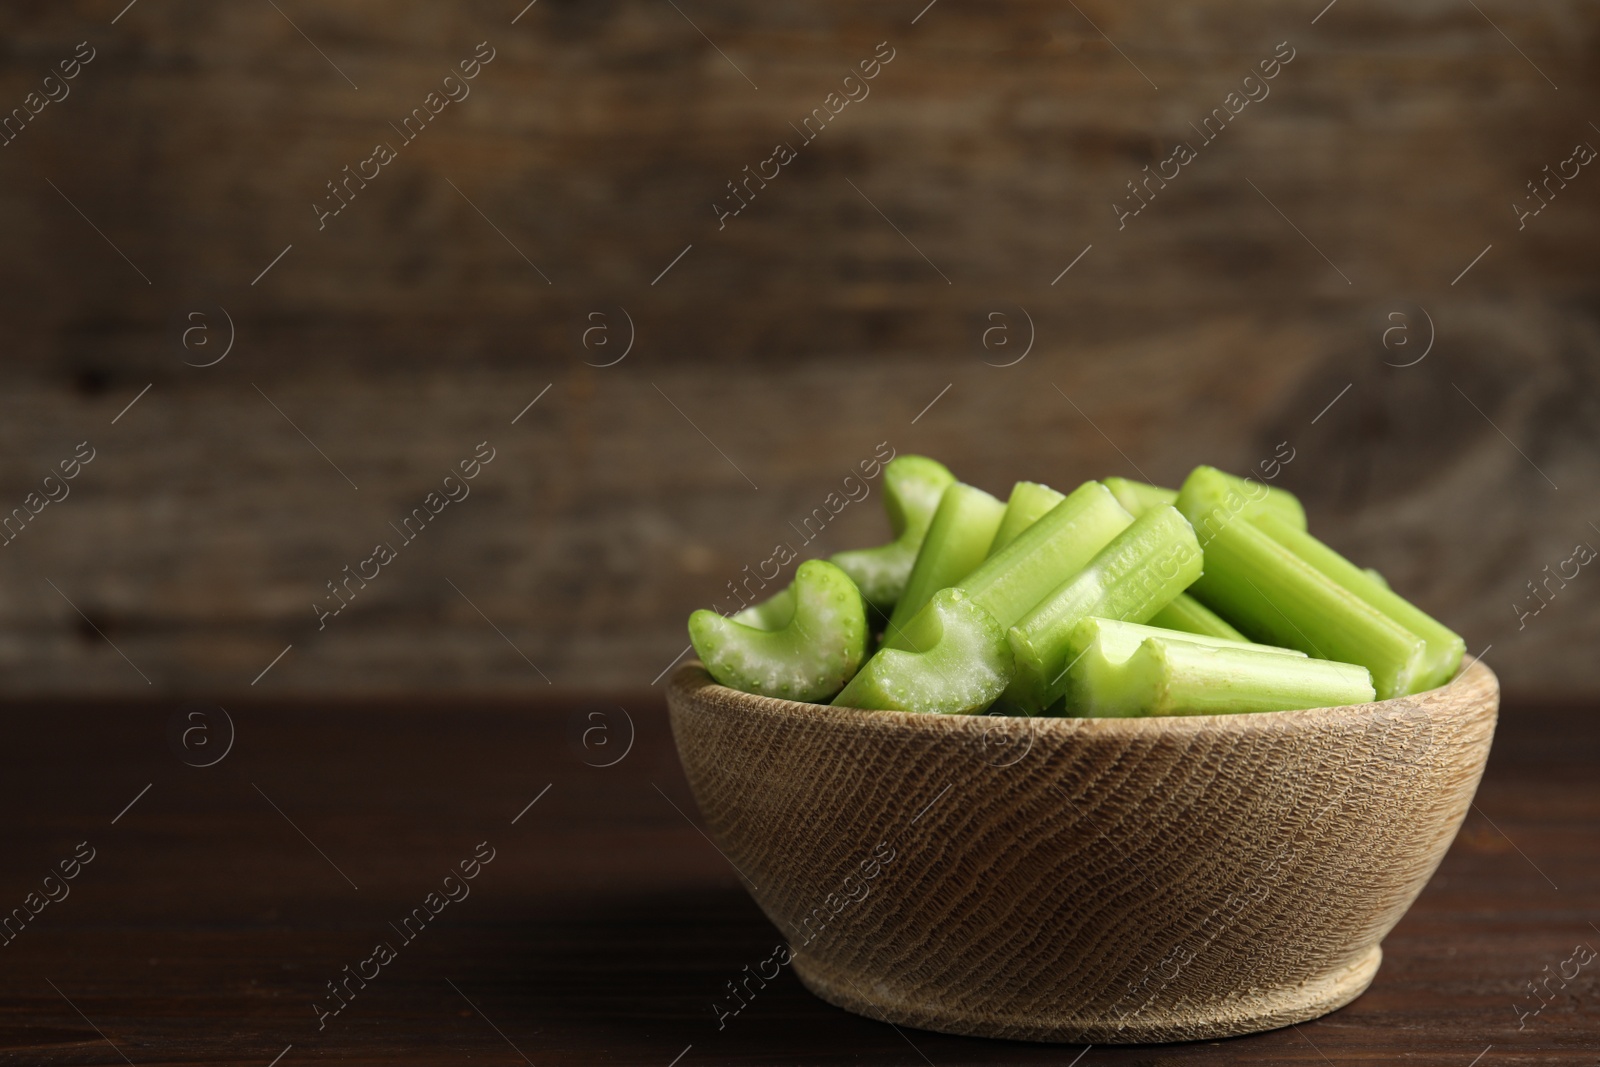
[989,481,1067,556]
[733,584,795,630]
[1064,618,1372,718]
[832,587,1012,715]
[882,482,1006,647]
[1102,477,1178,517]
[1364,567,1389,590]
[1004,505,1204,713]
[1175,495,1428,699]
[1253,513,1465,691]
[1060,616,1300,715]
[829,456,956,612]
[690,560,868,702]
[1176,466,1306,541]
[941,480,1134,642]
[1149,592,1248,642]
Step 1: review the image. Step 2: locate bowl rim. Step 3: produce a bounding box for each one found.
[667,655,1497,739]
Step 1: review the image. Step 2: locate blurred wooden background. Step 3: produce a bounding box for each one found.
[0,0,1595,698]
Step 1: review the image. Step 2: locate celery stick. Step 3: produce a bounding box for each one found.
[882,483,1005,647]
[940,480,1134,642]
[1176,494,1427,699]
[832,587,1012,715]
[690,560,868,702]
[829,456,955,612]
[1253,513,1465,691]
[1060,616,1302,715]
[733,584,795,630]
[1103,477,1178,517]
[1177,466,1306,540]
[1068,623,1373,718]
[989,481,1067,555]
[1004,505,1204,713]
[1068,617,1306,664]
[1149,592,1248,641]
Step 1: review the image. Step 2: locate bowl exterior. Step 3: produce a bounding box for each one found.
[667,659,1497,1043]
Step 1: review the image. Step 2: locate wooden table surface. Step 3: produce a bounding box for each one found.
[1,695,1593,1065]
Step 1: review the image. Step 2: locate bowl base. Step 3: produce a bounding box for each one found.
[792,945,1382,1044]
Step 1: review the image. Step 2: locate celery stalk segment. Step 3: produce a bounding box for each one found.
[1063,617,1373,718]
[1148,592,1247,641]
[1177,475,1426,699]
[829,455,955,612]
[950,480,1134,636]
[833,587,1013,715]
[733,584,795,630]
[690,559,869,702]
[1178,465,1306,537]
[1004,504,1204,713]
[882,482,1005,647]
[989,481,1067,556]
[1102,477,1178,517]
[1253,513,1464,691]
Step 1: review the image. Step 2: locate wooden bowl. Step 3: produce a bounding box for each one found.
[666,657,1497,1043]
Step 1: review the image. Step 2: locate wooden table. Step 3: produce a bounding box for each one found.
[1,695,1592,1065]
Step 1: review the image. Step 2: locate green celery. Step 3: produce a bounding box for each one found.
[690,559,868,702]
[1102,477,1178,517]
[1364,567,1389,590]
[1177,465,1306,537]
[832,587,1012,715]
[1176,486,1427,698]
[989,481,1067,555]
[1148,592,1249,641]
[1064,618,1372,717]
[1004,505,1204,713]
[1253,513,1465,691]
[939,480,1134,643]
[882,482,1005,647]
[733,584,794,630]
[829,455,955,613]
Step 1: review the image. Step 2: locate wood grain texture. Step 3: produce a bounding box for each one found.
[2,688,1598,1064]
[667,659,1499,1042]
[0,1,1596,698]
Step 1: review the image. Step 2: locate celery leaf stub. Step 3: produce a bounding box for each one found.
[690,559,869,703]
[829,455,956,613]
[833,588,1013,715]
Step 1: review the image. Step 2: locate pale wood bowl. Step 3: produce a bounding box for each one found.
[666,657,1497,1043]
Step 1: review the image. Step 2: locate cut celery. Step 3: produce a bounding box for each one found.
[945,480,1134,639]
[1102,477,1178,517]
[733,584,795,630]
[1253,513,1464,691]
[690,560,868,702]
[832,587,1012,714]
[1176,466,1306,541]
[1064,619,1373,717]
[1149,592,1248,642]
[1068,617,1306,664]
[829,455,955,612]
[882,482,1005,647]
[1060,616,1300,715]
[989,481,1067,556]
[1004,505,1204,713]
[1176,493,1427,699]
